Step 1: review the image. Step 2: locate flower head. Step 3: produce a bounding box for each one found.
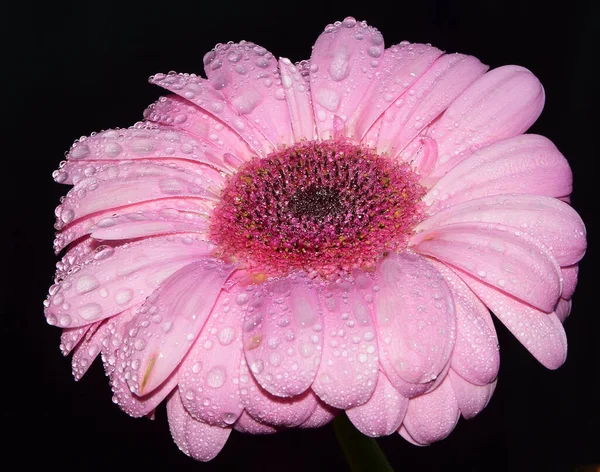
[46,17,586,461]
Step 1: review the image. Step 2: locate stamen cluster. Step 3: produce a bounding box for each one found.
[210,141,425,274]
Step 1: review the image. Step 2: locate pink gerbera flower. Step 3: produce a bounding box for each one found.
[45,17,586,461]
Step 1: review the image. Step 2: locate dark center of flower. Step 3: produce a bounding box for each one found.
[288,185,343,221]
[210,141,426,275]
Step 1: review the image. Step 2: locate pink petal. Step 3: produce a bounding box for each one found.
[431,261,499,386]
[111,368,177,420]
[423,134,572,207]
[151,72,272,157]
[44,235,216,328]
[238,359,318,427]
[186,413,232,462]
[387,361,452,400]
[143,95,253,166]
[62,126,235,179]
[243,274,323,397]
[398,426,423,446]
[561,265,579,300]
[279,58,317,142]
[555,298,572,323]
[55,198,213,253]
[373,252,456,389]
[177,285,245,427]
[52,233,95,267]
[309,18,385,140]
[90,217,208,241]
[401,376,460,444]
[233,411,278,434]
[312,277,379,409]
[202,42,294,148]
[120,259,236,396]
[56,161,222,229]
[165,389,231,462]
[299,399,338,429]
[410,222,562,313]
[418,194,586,266]
[166,390,191,456]
[60,324,93,356]
[427,65,545,180]
[104,307,179,417]
[351,42,443,140]
[71,320,110,380]
[455,270,568,369]
[376,54,487,157]
[448,369,496,420]
[346,372,408,437]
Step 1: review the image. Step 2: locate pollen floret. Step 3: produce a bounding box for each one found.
[210,140,426,274]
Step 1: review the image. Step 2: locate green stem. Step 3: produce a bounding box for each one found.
[333,413,394,472]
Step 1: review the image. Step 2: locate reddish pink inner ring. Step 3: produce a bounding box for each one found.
[210,141,425,274]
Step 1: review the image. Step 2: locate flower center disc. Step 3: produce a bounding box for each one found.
[210,141,425,275]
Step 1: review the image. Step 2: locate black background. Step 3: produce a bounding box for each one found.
[4,1,598,471]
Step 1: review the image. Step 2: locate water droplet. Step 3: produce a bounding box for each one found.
[371,33,384,45]
[94,245,114,260]
[328,49,350,81]
[342,17,357,28]
[281,74,293,89]
[61,209,75,224]
[250,360,264,374]
[218,327,236,345]
[300,343,314,358]
[368,46,382,58]
[53,170,68,183]
[223,412,237,425]
[269,352,281,366]
[115,288,134,305]
[78,303,103,321]
[71,144,90,159]
[232,88,262,114]
[255,57,270,68]
[206,365,226,388]
[315,89,341,112]
[75,275,99,295]
[203,51,216,65]
[227,50,242,63]
[104,142,122,157]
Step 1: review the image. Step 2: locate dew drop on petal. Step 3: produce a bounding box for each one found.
[206,365,226,388]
